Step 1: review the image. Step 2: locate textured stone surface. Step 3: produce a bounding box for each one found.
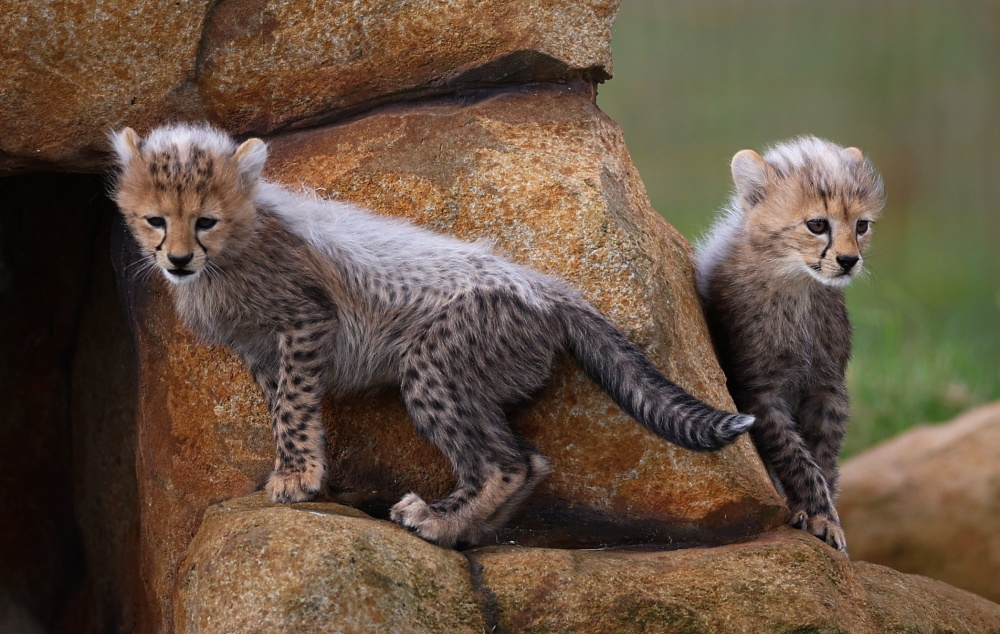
[116,81,785,632]
[175,494,485,634]
[471,526,1000,633]
[197,0,618,132]
[0,0,618,174]
[838,402,1000,603]
[175,500,1000,634]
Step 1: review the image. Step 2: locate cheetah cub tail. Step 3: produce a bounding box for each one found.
[562,301,753,451]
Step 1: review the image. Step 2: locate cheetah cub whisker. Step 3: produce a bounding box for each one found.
[111,122,754,548]
[696,136,885,553]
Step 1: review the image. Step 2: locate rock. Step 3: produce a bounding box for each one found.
[470,526,1000,633]
[0,0,617,175]
[838,402,1000,603]
[115,244,277,633]
[197,0,617,132]
[262,80,785,547]
[176,498,1000,633]
[115,80,785,632]
[175,494,486,634]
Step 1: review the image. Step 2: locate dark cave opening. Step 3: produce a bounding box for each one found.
[0,172,137,633]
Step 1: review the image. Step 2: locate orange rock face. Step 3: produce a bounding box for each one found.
[175,495,486,634]
[262,81,786,547]
[0,0,617,174]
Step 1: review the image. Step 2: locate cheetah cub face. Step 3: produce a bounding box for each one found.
[110,126,268,284]
[731,141,883,288]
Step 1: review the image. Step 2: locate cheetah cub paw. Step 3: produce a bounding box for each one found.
[390,493,465,548]
[791,510,847,553]
[265,465,324,503]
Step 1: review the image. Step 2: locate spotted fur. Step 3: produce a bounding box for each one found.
[695,136,885,551]
[111,122,754,548]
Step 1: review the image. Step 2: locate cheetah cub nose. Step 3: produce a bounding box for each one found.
[836,255,859,272]
[168,253,194,267]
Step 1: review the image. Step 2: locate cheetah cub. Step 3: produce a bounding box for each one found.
[111,123,754,548]
[696,136,884,551]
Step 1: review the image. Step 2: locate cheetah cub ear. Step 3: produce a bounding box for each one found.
[233,138,268,188]
[731,148,769,209]
[110,127,142,167]
[843,146,865,164]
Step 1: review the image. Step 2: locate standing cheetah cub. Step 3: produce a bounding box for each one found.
[696,136,884,551]
[111,123,754,548]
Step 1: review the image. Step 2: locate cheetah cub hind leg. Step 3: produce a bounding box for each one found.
[389,459,547,548]
[473,452,553,543]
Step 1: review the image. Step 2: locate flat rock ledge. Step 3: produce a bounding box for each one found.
[176,494,1000,634]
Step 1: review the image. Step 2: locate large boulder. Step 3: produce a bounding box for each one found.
[838,401,1000,603]
[115,80,786,633]
[0,0,617,174]
[175,494,1000,633]
[261,80,786,547]
[175,495,485,634]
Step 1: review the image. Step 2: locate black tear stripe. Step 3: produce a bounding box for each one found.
[819,232,833,261]
[155,232,166,251]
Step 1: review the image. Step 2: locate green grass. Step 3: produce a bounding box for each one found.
[846,280,1000,454]
[599,0,1000,456]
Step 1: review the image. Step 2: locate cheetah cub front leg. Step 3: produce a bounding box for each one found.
[263,331,329,503]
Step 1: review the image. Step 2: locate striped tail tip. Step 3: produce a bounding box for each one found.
[711,412,755,447]
[729,413,755,433]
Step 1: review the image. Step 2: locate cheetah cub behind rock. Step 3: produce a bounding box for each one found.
[111,123,754,548]
[696,136,885,552]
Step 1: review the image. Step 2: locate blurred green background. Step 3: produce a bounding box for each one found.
[599,0,1000,455]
